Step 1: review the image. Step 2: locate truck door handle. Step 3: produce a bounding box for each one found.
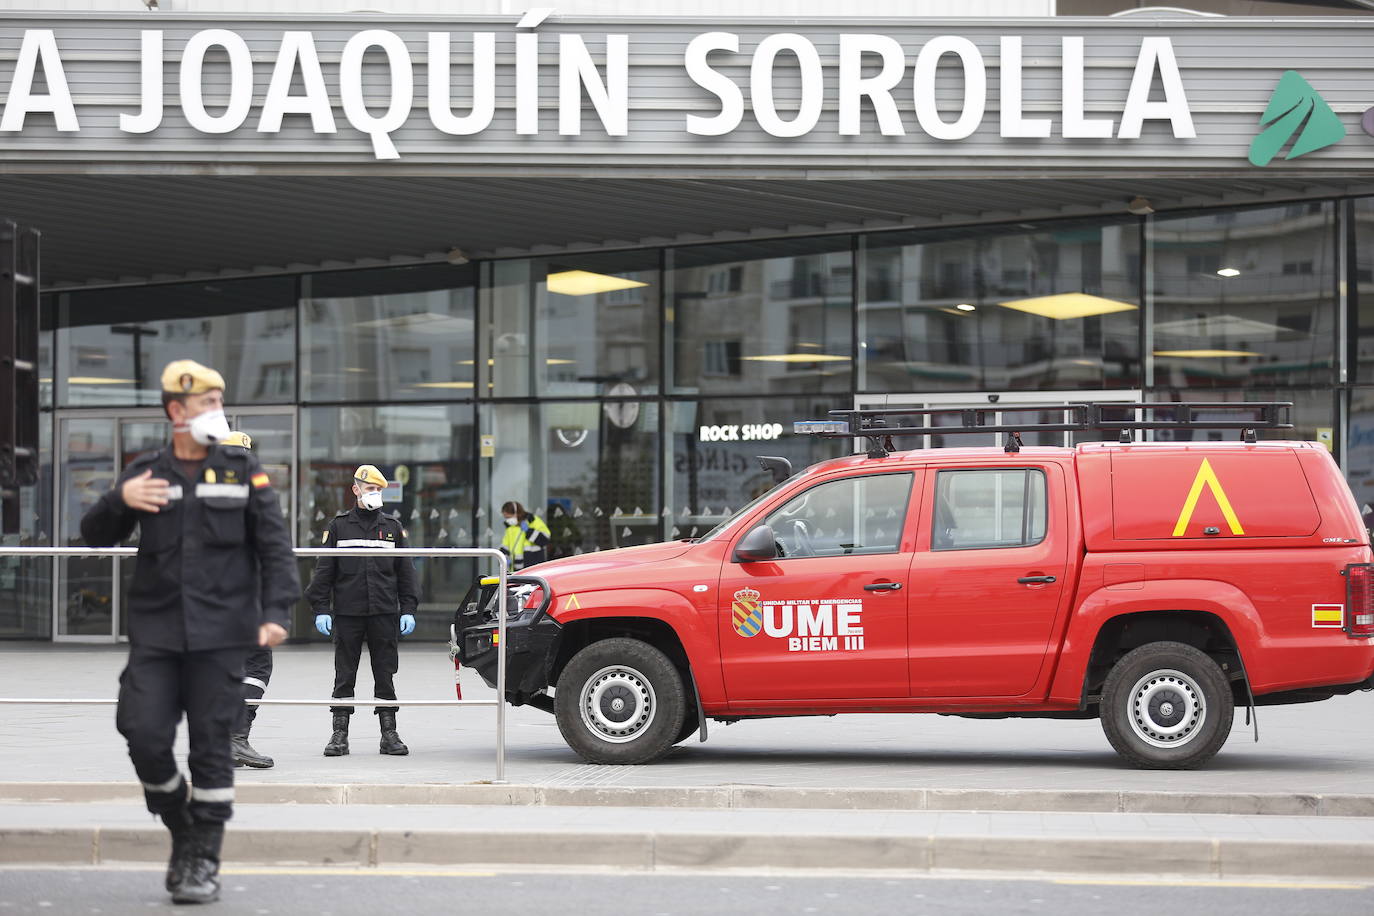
[1017,575,1056,585]
[864,582,903,592]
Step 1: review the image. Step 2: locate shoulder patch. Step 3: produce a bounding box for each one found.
[321,529,330,543]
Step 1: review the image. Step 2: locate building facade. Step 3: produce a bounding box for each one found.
[2,5,1373,640]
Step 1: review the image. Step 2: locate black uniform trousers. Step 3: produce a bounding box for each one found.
[330,614,400,715]
[116,644,247,824]
[237,647,273,733]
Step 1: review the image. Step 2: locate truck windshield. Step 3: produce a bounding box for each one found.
[696,470,806,543]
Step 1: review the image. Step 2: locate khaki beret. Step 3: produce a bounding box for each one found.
[160,359,225,395]
[354,465,387,488]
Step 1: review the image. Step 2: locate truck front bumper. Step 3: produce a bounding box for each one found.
[451,575,562,708]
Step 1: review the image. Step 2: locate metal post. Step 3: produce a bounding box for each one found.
[0,545,512,784]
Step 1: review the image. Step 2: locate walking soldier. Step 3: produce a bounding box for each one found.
[81,361,299,905]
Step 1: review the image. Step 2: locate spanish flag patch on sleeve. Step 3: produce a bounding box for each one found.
[251,472,271,489]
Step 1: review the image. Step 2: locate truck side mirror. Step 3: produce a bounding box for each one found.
[733,524,778,563]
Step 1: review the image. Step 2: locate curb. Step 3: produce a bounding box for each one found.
[1,782,1372,817]
[2,824,1371,880]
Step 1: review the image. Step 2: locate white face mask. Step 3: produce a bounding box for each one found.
[358,490,384,511]
[188,409,230,446]
[503,516,518,526]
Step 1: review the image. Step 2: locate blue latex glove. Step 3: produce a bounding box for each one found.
[314,614,332,636]
[399,614,416,637]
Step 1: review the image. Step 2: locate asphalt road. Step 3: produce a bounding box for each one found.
[0,868,1371,916]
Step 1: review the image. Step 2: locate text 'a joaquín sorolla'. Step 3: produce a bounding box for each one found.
[0,28,1196,159]
[732,589,867,653]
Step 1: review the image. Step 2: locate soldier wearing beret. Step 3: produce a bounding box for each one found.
[306,464,418,757]
[81,361,300,905]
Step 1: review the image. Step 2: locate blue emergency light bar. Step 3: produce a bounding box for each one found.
[793,420,850,435]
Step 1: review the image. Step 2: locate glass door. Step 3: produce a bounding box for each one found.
[853,391,1143,450]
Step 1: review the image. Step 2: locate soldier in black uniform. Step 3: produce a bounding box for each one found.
[306,465,419,757]
[81,360,299,906]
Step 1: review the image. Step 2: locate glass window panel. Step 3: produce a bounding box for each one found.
[303,264,476,402]
[484,253,660,399]
[860,218,1140,393]
[301,404,476,640]
[1354,198,1374,384]
[1144,388,1333,445]
[669,237,853,396]
[1150,203,1335,389]
[55,278,296,407]
[483,401,660,555]
[0,412,52,638]
[1347,389,1374,532]
[933,469,1047,551]
[669,396,849,538]
[763,473,913,558]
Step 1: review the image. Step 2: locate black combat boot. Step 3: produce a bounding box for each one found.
[378,710,409,756]
[171,821,223,905]
[323,712,350,756]
[230,728,274,769]
[158,786,193,893]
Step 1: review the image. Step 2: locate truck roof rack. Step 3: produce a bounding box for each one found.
[795,402,1294,457]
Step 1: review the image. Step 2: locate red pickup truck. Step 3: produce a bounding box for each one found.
[454,403,1374,770]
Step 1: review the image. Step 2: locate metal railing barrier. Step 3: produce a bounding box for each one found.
[0,546,512,784]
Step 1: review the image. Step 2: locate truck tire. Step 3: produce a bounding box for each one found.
[554,638,686,765]
[1099,641,1234,770]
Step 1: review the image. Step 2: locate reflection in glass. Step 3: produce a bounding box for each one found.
[301,405,475,640]
[59,418,116,636]
[56,278,296,407]
[669,397,848,537]
[484,402,660,555]
[1354,198,1374,383]
[669,237,853,396]
[1150,203,1335,388]
[303,265,476,402]
[1145,388,1333,446]
[0,413,53,638]
[860,219,1140,392]
[485,253,660,398]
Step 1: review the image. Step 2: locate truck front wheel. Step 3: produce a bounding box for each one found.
[1099,641,1234,770]
[554,638,686,765]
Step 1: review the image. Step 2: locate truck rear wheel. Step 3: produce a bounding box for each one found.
[554,637,686,765]
[1099,641,1234,770]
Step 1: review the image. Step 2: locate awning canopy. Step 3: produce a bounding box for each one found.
[3,174,1369,288]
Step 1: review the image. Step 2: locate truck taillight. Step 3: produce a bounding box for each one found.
[1345,564,1374,637]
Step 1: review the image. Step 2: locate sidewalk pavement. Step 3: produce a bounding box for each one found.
[4,802,1374,878]
[2,643,1371,794]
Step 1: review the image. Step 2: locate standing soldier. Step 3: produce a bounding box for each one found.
[81,361,299,906]
[306,465,418,757]
[220,431,275,770]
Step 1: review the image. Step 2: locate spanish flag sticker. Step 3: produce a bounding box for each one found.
[1312,604,1344,628]
[251,472,271,490]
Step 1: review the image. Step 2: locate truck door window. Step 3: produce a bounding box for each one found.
[932,469,1046,551]
[762,473,913,558]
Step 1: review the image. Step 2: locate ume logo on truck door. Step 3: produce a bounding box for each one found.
[730,588,866,652]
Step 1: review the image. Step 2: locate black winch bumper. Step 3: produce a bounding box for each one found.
[450,575,562,709]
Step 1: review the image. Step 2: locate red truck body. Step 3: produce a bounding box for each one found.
[456,439,1374,768]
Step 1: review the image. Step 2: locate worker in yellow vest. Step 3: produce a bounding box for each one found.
[500,500,552,570]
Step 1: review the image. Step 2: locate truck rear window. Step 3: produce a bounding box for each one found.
[932,468,1047,551]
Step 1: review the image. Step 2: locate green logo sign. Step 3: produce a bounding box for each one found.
[1249,71,1346,167]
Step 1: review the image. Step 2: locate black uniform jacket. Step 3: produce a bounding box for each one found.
[80,443,300,652]
[304,507,419,617]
